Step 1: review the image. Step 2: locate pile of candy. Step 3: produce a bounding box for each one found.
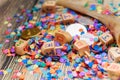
[1,0,120,80]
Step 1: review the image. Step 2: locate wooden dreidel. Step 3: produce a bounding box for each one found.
[41,41,55,55]
[42,1,56,13]
[106,63,120,80]
[73,40,90,57]
[15,39,29,55]
[108,47,120,62]
[21,27,42,40]
[55,30,72,44]
[41,41,63,55]
[98,32,114,46]
[61,13,75,25]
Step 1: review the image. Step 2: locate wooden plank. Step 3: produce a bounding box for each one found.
[0,0,38,80]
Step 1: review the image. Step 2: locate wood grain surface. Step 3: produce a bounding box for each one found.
[0,0,120,80]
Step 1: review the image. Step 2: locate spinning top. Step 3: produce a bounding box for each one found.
[21,27,41,40]
[42,1,56,13]
[106,63,120,80]
[15,39,29,55]
[55,30,72,44]
[73,40,90,57]
[98,32,114,46]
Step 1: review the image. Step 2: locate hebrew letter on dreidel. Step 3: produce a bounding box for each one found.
[108,47,120,62]
[62,13,75,25]
[99,32,114,45]
[41,41,55,55]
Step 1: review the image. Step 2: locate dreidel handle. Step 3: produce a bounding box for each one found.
[84,51,91,57]
[84,51,95,61]
[97,41,102,46]
[54,46,63,55]
[54,46,63,49]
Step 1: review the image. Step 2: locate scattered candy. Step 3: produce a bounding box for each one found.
[98,0,103,4]
[90,4,96,11]
[1,0,120,80]
[0,44,3,48]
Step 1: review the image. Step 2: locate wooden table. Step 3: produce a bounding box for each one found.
[0,0,120,80]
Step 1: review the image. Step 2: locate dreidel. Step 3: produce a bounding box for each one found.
[73,40,91,57]
[41,41,63,55]
[15,39,29,55]
[42,1,56,13]
[98,32,114,46]
[55,30,72,44]
[61,13,75,25]
[67,52,78,62]
[108,47,120,62]
[106,63,120,80]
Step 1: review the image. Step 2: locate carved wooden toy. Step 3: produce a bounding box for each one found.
[106,63,120,80]
[108,47,120,62]
[21,27,42,40]
[55,30,72,44]
[15,39,29,55]
[98,32,114,45]
[41,41,63,55]
[62,13,75,24]
[56,0,120,47]
[42,1,56,13]
[73,40,90,57]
